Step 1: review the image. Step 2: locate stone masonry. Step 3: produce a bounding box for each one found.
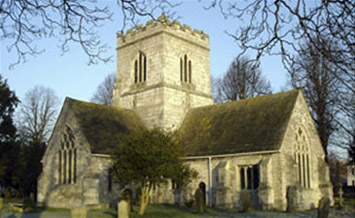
[113,14,213,130]
[38,14,333,211]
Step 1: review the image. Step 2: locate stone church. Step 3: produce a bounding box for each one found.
[37,14,333,211]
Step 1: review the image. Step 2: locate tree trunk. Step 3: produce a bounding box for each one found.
[138,185,151,215]
[139,199,148,215]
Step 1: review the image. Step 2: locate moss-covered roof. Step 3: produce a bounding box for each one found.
[66,98,146,154]
[179,89,301,156]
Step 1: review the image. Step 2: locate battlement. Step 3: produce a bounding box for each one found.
[117,14,209,49]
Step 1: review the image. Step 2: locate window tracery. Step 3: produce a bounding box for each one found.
[294,127,311,188]
[58,125,76,184]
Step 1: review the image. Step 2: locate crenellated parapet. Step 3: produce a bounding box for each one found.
[117,13,209,49]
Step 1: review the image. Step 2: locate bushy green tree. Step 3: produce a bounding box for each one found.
[0,75,18,144]
[20,139,46,199]
[0,75,21,193]
[111,128,195,215]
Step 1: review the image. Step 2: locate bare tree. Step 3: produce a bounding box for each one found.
[18,85,59,143]
[210,75,220,103]
[1,0,179,68]
[204,0,354,160]
[333,93,355,161]
[91,73,116,105]
[204,1,354,94]
[290,38,341,157]
[117,0,180,29]
[214,56,271,103]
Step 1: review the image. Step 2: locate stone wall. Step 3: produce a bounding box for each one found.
[113,16,213,130]
[38,107,91,208]
[347,165,355,186]
[150,93,332,211]
[37,106,120,209]
[279,91,333,210]
[151,153,276,209]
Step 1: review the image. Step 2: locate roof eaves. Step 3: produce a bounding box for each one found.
[185,149,280,160]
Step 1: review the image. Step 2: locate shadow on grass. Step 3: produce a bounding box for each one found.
[137,204,263,218]
[160,203,197,213]
[103,210,117,217]
[129,204,196,218]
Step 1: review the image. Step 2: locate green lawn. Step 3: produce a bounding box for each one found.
[334,197,355,209]
[1,199,355,218]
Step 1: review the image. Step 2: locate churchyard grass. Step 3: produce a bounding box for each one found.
[334,197,355,211]
[1,200,354,218]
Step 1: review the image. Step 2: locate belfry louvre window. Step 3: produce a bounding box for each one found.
[180,54,191,83]
[58,126,76,184]
[294,128,311,188]
[240,165,259,190]
[134,51,147,83]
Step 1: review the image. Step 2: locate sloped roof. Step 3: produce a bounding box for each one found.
[66,98,146,154]
[179,89,301,156]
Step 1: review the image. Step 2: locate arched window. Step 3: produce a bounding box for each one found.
[134,51,147,83]
[58,125,76,184]
[180,54,192,83]
[294,128,311,188]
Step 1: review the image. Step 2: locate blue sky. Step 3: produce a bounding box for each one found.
[1,1,288,108]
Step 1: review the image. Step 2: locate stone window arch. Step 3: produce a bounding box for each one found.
[294,127,311,188]
[58,125,77,184]
[180,54,191,83]
[134,51,147,83]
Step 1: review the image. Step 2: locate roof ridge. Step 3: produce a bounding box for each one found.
[187,88,300,113]
[64,96,129,112]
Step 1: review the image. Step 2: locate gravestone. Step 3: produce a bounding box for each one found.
[0,197,3,218]
[70,207,87,218]
[123,189,133,212]
[317,197,330,218]
[240,190,252,212]
[194,188,206,213]
[118,200,129,218]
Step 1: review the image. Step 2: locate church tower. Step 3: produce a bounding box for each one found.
[113,14,213,129]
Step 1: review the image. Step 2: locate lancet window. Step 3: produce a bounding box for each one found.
[134,51,147,83]
[240,165,259,190]
[58,125,76,184]
[294,128,311,188]
[108,168,112,192]
[180,54,191,83]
